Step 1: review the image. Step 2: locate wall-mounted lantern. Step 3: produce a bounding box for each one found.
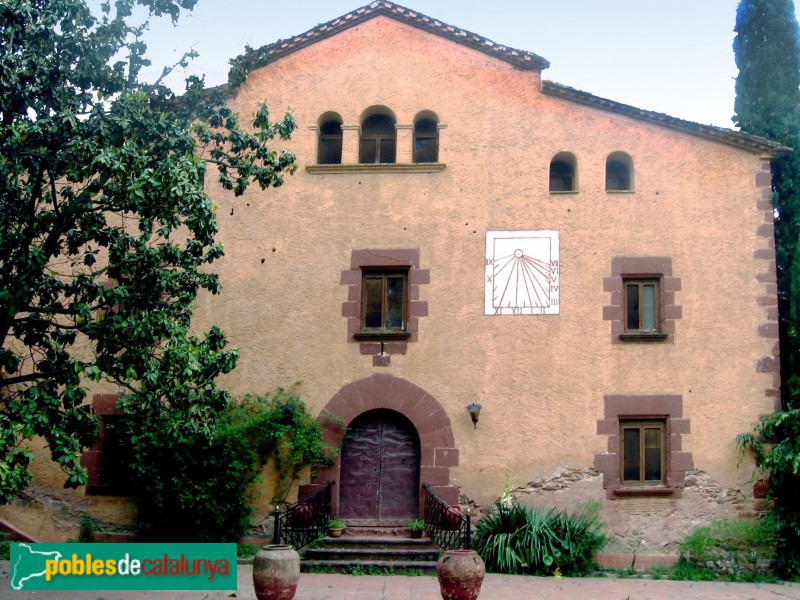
[466,403,482,429]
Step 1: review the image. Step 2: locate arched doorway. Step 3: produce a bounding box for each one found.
[309,375,460,520]
[339,409,420,525]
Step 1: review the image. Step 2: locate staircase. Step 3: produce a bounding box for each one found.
[300,527,441,574]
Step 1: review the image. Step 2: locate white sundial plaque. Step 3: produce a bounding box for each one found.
[485,230,560,315]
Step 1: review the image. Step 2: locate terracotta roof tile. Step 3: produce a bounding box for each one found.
[230,2,787,157]
[256,1,550,71]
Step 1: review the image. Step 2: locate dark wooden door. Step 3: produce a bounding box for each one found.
[339,409,420,524]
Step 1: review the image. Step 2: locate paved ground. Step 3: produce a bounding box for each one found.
[2,562,800,600]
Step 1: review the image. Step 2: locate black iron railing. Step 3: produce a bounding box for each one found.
[274,481,334,550]
[423,483,471,550]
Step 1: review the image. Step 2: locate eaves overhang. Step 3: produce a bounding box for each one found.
[542,80,791,158]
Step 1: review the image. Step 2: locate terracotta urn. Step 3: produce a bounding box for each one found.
[253,544,300,600]
[436,549,485,600]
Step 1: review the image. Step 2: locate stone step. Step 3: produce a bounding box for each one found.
[304,546,440,562]
[322,535,433,550]
[300,559,437,575]
[343,525,413,537]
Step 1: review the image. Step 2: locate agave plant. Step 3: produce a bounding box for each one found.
[473,503,606,576]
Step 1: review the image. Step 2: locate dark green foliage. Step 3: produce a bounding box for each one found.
[737,413,800,576]
[734,0,800,580]
[472,503,606,576]
[118,385,336,542]
[78,516,96,543]
[734,0,800,396]
[0,0,295,503]
[734,0,800,137]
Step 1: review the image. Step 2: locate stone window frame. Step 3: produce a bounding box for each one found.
[594,394,692,499]
[80,394,128,496]
[603,257,681,343]
[341,249,429,367]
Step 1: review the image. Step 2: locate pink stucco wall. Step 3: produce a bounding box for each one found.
[190,16,777,551]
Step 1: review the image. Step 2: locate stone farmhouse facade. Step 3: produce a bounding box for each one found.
[1,2,787,555]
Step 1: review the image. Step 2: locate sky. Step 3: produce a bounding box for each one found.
[132,0,800,130]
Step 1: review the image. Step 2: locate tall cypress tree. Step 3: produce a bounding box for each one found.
[734,0,800,578]
[734,0,800,408]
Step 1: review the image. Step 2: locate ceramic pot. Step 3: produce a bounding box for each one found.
[253,544,300,600]
[328,527,344,538]
[436,549,485,600]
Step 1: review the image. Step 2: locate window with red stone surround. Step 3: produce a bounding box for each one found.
[594,394,692,498]
[80,394,129,496]
[603,257,681,343]
[341,249,429,367]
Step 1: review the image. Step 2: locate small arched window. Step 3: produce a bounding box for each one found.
[318,118,343,165]
[606,152,634,191]
[549,152,577,192]
[360,114,396,164]
[413,118,438,163]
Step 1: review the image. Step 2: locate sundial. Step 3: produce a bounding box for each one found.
[484,231,559,315]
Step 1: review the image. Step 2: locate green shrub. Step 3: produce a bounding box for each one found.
[118,384,336,542]
[473,503,606,576]
[78,516,96,543]
[237,544,260,558]
[0,541,9,560]
[679,517,777,579]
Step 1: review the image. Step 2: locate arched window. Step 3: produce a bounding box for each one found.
[606,152,633,191]
[549,152,577,192]
[413,118,438,163]
[317,117,343,165]
[359,114,396,164]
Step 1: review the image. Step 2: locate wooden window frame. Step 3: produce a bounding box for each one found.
[359,115,397,164]
[623,278,662,335]
[619,420,666,487]
[355,269,410,340]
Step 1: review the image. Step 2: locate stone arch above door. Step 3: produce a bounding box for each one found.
[309,374,460,516]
